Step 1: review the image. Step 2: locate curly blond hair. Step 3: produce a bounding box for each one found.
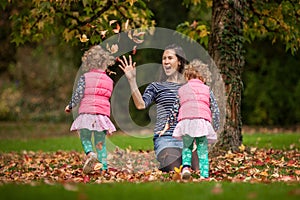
[81,45,115,72]
[184,59,211,84]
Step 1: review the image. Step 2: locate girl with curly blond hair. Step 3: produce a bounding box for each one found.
[65,45,116,174]
[159,59,220,180]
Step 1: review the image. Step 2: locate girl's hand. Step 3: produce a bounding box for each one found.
[118,55,136,81]
[158,130,165,137]
[158,124,170,137]
[65,105,71,113]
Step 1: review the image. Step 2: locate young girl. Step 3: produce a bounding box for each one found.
[65,45,116,174]
[159,59,220,180]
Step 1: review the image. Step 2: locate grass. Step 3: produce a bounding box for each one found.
[0,130,299,152]
[242,132,300,150]
[0,182,299,200]
[0,134,154,152]
[0,122,299,200]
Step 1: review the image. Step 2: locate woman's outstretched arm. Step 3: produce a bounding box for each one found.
[118,55,145,110]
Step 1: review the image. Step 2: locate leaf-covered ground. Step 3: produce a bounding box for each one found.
[0,147,299,184]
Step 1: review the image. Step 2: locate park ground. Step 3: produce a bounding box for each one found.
[0,122,299,200]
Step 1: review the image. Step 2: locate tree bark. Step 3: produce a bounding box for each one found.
[209,0,245,152]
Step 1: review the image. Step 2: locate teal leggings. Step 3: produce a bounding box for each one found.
[79,129,107,170]
[182,135,209,178]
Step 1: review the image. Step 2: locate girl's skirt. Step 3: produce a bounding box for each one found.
[70,113,116,135]
[172,118,217,144]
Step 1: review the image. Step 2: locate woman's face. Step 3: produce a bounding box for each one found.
[162,49,180,77]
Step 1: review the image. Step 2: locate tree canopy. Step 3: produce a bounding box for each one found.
[177,0,300,54]
[4,0,155,46]
[3,0,299,53]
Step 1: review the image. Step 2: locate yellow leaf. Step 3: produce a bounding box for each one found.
[199,30,209,38]
[239,144,246,152]
[174,165,183,174]
[94,163,103,171]
[80,34,89,43]
[37,21,44,30]
[260,171,268,177]
[128,0,137,6]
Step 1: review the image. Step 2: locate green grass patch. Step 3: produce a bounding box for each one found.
[0,132,299,153]
[0,136,82,152]
[242,133,300,150]
[0,134,154,152]
[0,182,299,200]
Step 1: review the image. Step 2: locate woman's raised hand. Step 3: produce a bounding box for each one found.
[118,55,136,81]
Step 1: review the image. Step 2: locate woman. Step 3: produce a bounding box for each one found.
[118,44,199,172]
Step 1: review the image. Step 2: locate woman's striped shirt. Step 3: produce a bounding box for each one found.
[142,81,182,139]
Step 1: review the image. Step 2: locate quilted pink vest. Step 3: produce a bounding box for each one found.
[177,79,212,122]
[78,69,113,116]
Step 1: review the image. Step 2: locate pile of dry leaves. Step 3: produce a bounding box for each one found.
[0,146,299,184]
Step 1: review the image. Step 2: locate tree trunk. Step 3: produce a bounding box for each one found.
[209,0,245,152]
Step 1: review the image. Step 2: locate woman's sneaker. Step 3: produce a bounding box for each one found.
[83,152,99,174]
[181,167,191,180]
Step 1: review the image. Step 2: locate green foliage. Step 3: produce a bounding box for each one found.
[176,1,211,48]
[6,0,155,46]
[147,0,189,29]
[176,0,300,54]
[242,39,300,126]
[244,0,300,55]
[177,21,210,48]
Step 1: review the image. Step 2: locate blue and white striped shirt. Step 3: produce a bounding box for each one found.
[142,81,182,138]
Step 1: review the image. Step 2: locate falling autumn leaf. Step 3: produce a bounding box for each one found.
[128,30,145,44]
[109,20,117,26]
[106,43,119,54]
[132,45,137,55]
[100,30,108,39]
[124,19,130,31]
[113,23,121,33]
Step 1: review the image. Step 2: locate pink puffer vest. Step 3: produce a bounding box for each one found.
[78,69,113,116]
[178,79,212,122]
